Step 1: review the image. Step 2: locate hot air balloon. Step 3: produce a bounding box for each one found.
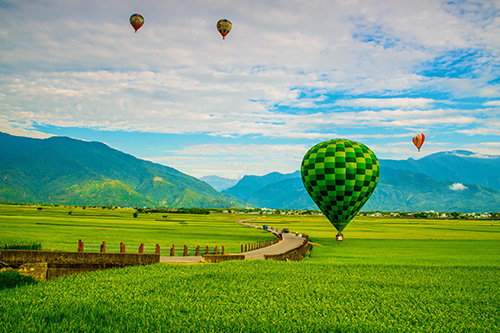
[217,19,232,39]
[412,133,425,152]
[130,14,144,33]
[301,139,380,240]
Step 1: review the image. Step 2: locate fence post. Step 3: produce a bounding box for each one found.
[222,246,225,255]
[245,244,247,252]
[241,244,243,253]
[156,244,160,254]
[214,246,218,255]
[170,244,175,256]
[78,239,84,253]
[196,245,200,256]
[120,242,125,253]
[183,245,188,256]
[206,246,209,255]
[100,241,106,253]
[139,243,144,254]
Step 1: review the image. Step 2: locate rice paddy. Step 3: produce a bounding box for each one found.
[1,204,499,332]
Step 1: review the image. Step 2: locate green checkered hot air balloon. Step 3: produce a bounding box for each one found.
[301,139,379,237]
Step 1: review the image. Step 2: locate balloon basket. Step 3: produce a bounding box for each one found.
[336,233,344,241]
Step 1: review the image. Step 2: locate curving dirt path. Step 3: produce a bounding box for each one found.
[160,217,306,263]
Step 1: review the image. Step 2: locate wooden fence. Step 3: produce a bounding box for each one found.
[240,238,280,253]
[77,240,224,256]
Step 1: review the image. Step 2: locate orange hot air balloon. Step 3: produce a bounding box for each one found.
[130,14,144,33]
[412,133,425,152]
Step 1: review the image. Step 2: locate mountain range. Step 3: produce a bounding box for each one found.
[220,151,500,212]
[0,132,244,208]
[2,131,500,212]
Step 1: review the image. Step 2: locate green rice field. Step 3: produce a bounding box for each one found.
[1,204,499,332]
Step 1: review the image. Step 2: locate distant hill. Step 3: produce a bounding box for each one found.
[223,152,500,212]
[380,150,500,191]
[199,175,240,192]
[0,132,245,208]
[222,171,300,201]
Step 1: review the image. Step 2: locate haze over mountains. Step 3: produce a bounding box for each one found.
[1,131,499,212]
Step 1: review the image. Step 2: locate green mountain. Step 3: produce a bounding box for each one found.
[0,132,245,208]
[221,152,500,212]
[380,151,500,191]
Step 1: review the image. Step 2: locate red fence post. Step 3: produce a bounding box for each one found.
[183,245,188,256]
[222,246,225,255]
[78,239,83,253]
[170,245,175,256]
[156,244,160,254]
[245,244,247,252]
[241,244,243,253]
[139,243,144,254]
[206,246,209,255]
[214,246,218,255]
[196,245,200,256]
[120,242,125,253]
[100,241,106,253]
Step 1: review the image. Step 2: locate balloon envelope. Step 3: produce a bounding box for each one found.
[217,19,232,39]
[301,139,380,233]
[130,14,144,32]
[412,133,425,151]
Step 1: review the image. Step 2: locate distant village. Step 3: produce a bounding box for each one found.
[222,208,500,220]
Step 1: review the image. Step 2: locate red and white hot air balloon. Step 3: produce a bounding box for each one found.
[412,133,425,152]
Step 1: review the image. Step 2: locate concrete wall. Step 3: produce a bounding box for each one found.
[1,250,160,280]
[202,254,245,263]
[264,241,312,261]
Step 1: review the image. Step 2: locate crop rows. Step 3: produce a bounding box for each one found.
[1,261,499,332]
[1,205,499,332]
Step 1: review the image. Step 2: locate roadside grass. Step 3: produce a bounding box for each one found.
[1,204,499,331]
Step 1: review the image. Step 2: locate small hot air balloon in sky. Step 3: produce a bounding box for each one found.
[217,19,232,39]
[412,133,425,152]
[130,14,144,33]
[301,139,380,241]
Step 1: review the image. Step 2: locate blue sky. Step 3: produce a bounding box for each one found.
[1,0,499,179]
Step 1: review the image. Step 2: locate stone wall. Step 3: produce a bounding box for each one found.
[264,241,313,261]
[0,250,160,280]
[202,254,245,263]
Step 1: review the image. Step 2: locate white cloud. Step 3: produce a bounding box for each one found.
[1,0,500,177]
[483,100,500,107]
[449,183,468,191]
[146,143,310,178]
[335,98,435,109]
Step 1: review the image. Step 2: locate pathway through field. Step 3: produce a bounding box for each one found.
[159,218,306,263]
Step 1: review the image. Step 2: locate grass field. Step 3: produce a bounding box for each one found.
[0,205,274,254]
[1,204,499,332]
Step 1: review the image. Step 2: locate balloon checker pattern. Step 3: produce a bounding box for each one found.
[301,139,380,232]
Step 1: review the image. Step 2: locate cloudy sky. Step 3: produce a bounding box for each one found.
[2,0,500,179]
